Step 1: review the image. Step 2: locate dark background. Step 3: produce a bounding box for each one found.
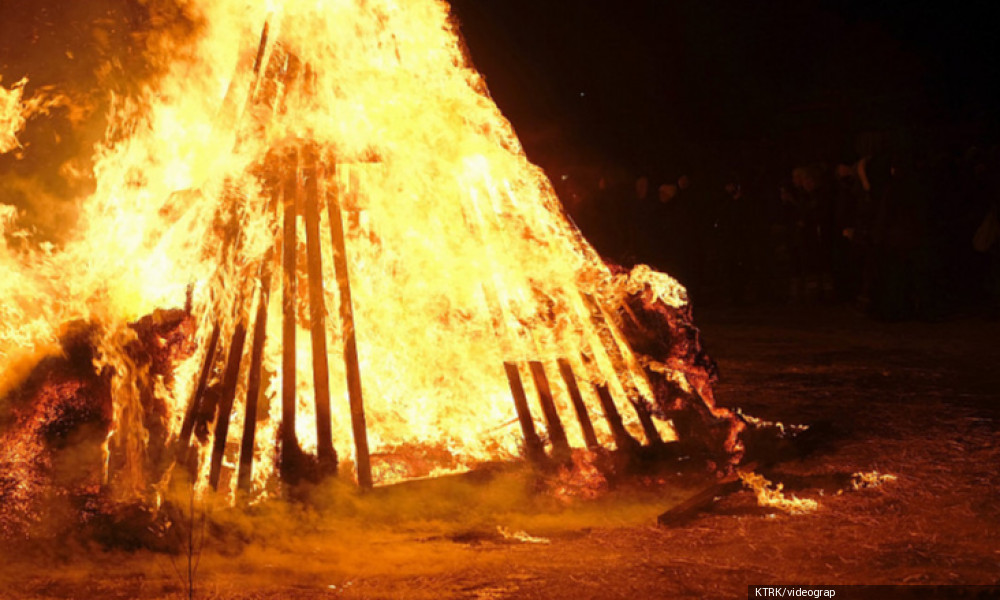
[451,0,1000,177]
[4,1,998,181]
[2,1,998,241]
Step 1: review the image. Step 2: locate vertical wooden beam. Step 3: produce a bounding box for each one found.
[326,166,372,490]
[303,145,337,475]
[209,319,248,491]
[503,362,546,463]
[464,186,595,458]
[595,383,640,452]
[236,267,272,494]
[528,361,571,458]
[214,21,269,147]
[177,322,221,468]
[182,24,280,490]
[581,293,664,447]
[473,275,547,464]
[251,21,270,78]
[459,217,550,463]
[557,358,599,449]
[632,398,665,448]
[280,150,302,482]
[237,177,280,495]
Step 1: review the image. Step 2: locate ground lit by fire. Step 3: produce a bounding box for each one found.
[1,0,998,598]
[1,306,997,598]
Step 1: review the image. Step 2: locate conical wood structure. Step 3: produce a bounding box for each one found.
[165,7,674,498]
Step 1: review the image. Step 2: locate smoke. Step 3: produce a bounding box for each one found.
[0,461,691,597]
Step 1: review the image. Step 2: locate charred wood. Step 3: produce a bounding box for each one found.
[528,361,571,460]
[327,166,372,490]
[208,320,248,491]
[280,150,303,483]
[0,311,194,539]
[303,145,337,476]
[557,358,599,450]
[502,361,546,464]
[237,179,280,495]
[593,383,640,453]
[656,472,743,528]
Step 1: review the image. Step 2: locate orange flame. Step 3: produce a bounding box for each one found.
[1,0,697,502]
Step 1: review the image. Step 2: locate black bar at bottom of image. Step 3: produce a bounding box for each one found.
[748,585,1000,599]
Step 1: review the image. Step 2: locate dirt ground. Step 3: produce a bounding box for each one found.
[2,305,998,599]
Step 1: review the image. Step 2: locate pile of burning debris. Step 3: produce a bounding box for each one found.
[0,309,195,542]
[0,266,748,544]
[0,0,781,550]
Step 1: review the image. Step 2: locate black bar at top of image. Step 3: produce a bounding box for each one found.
[748,585,1000,599]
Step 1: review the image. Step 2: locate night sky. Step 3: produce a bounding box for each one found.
[450,0,1000,174]
[2,0,998,195]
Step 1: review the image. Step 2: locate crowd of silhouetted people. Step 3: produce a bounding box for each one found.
[561,145,1000,321]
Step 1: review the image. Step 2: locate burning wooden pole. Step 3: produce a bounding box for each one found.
[502,362,546,463]
[214,21,270,140]
[174,182,248,475]
[173,22,270,479]
[594,382,640,452]
[237,176,280,494]
[204,179,264,491]
[479,276,547,463]
[631,398,665,447]
[528,361,571,459]
[280,151,303,482]
[472,183,643,458]
[461,191,577,462]
[326,166,373,490]
[581,293,665,448]
[476,281,549,463]
[176,322,221,468]
[236,263,273,494]
[460,199,549,463]
[303,146,337,476]
[208,316,248,491]
[556,358,599,449]
[657,470,744,527]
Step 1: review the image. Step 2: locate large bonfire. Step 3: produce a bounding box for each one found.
[0,0,743,537]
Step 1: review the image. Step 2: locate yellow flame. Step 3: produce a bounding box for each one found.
[739,471,819,514]
[0,77,69,155]
[851,470,897,490]
[1,0,696,501]
[0,78,29,155]
[497,526,550,544]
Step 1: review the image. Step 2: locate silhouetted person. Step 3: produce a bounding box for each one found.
[831,161,866,302]
[648,182,682,275]
[627,175,654,265]
[713,179,760,304]
[791,166,833,301]
[869,155,929,320]
[764,183,800,303]
[571,175,614,258]
[674,173,709,296]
